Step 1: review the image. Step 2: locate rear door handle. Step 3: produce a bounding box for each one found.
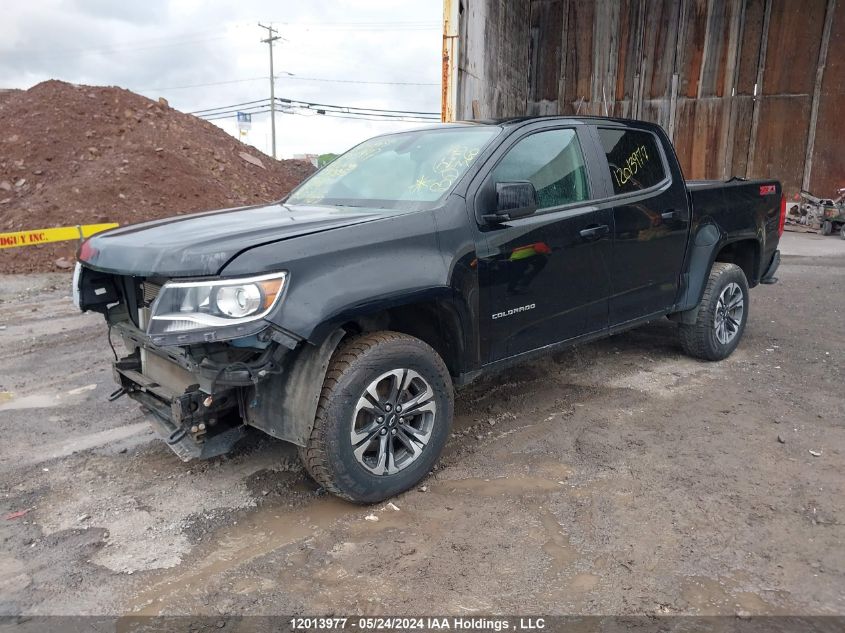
[579,224,610,240]
[661,210,676,220]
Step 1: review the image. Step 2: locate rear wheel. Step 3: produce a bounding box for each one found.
[840,224,845,240]
[679,263,749,361]
[821,220,833,236]
[299,331,453,504]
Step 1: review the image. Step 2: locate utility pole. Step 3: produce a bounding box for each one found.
[258,23,281,159]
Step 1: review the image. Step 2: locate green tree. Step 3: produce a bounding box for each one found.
[317,153,339,168]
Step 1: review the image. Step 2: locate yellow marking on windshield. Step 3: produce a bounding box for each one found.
[413,145,481,194]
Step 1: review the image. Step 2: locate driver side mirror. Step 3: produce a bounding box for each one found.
[484,181,539,224]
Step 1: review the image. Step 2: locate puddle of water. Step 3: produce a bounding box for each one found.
[23,422,151,465]
[0,393,60,411]
[531,460,573,481]
[0,384,101,413]
[67,383,97,396]
[539,508,577,572]
[0,554,31,595]
[434,475,565,496]
[435,459,571,497]
[681,576,777,615]
[569,572,599,592]
[128,496,358,615]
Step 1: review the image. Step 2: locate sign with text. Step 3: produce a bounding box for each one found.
[0,223,119,249]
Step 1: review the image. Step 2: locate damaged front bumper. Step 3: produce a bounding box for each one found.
[111,322,290,461]
[75,264,325,460]
[113,355,246,460]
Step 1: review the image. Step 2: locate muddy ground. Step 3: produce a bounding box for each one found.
[0,231,842,618]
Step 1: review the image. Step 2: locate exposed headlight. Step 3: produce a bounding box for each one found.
[148,272,287,342]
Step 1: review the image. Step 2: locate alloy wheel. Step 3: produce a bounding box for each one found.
[350,369,436,475]
[714,282,744,345]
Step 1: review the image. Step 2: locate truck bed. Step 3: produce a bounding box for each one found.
[685,177,782,286]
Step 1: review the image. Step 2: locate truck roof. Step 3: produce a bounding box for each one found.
[461,115,659,128]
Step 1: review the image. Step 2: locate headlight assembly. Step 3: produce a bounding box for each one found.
[147,272,287,344]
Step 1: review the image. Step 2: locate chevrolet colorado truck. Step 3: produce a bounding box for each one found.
[74,116,784,503]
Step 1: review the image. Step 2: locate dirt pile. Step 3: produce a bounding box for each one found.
[0,80,315,274]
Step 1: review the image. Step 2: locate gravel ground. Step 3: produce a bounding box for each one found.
[0,231,842,617]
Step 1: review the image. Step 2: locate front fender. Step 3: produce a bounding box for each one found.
[222,209,447,341]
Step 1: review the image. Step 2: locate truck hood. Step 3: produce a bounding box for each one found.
[79,202,386,277]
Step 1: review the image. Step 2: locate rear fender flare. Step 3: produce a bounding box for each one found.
[673,224,723,324]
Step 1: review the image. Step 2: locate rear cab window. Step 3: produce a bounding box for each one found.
[597,128,667,196]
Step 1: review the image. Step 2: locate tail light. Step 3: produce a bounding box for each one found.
[778,193,786,238]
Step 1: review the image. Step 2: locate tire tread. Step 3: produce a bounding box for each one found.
[679,262,745,361]
[299,331,449,502]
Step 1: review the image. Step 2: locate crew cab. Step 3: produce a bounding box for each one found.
[74,117,785,503]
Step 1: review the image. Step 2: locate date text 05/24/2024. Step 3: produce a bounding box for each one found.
[288,617,547,631]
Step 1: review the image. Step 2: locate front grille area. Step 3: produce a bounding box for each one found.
[142,281,162,306]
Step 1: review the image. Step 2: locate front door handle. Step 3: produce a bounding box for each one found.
[661,210,676,221]
[579,224,610,240]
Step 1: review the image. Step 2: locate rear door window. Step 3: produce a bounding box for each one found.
[597,128,666,195]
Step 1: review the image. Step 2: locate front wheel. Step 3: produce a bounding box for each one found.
[821,220,833,236]
[299,331,454,504]
[678,263,749,361]
[840,224,845,240]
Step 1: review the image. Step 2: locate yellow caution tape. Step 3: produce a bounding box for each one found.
[0,223,119,249]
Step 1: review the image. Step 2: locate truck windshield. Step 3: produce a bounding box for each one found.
[286,126,501,210]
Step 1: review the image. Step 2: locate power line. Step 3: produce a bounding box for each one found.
[277,20,439,25]
[138,74,438,93]
[287,110,438,123]
[140,77,267,92]
[194,98,438,123]
[271,20,440,31]
[196,102,274,118]
[203,108,273,121]
[189,96,439,119]
[277,97,439,117]
[280,76,438,87]
[203,108,436,124]
[189,98,270,115]
[200,105,437,123]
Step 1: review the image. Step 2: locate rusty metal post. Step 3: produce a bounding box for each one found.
[802,0,836,192]
[442,0,460,122]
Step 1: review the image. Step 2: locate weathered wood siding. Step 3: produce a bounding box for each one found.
[452,0,841,197]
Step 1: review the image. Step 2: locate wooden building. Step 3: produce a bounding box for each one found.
[442,0,843,197]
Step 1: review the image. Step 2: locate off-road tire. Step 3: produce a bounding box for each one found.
[299,331,453,504]
[821,220,833,236]
[679,263,749,361]
[840,224,845,240]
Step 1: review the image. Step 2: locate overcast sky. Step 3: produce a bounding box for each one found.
[0,0,442,158]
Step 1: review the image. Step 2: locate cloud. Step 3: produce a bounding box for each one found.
[0,0,441,157]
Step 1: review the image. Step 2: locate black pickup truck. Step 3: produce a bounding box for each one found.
[74,116,784,503]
